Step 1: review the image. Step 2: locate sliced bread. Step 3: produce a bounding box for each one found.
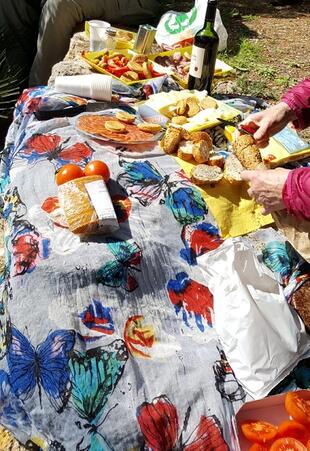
[207,152,225,169]
[192,140,210,164]
[162,126,184,154]
[224,153,244,185]
[191,164,223,186]
[177,140,194,161]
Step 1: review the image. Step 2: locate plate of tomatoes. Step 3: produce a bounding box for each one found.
[81,49,164,85]
[236,390,310,451]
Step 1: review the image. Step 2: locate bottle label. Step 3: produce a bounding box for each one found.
[85,180,118,230]
[189,45,206,78]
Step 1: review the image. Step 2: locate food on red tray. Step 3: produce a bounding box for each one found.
[84,50,162,83]
[115,111,136,124]
[55,164,84,186]
[154,50,191,82]
[270,438,307,451]
[285,392,310,426]
[77,114,161,142]
[84,160,110,182]
[104,120,127,133]
[136,122,162,134]
[241,420,278,444]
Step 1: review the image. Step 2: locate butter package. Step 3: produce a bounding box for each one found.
[58,175,119,235]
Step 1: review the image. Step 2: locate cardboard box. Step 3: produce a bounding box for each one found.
[232,390,310,450]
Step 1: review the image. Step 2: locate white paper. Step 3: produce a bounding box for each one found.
[198,238,310,399]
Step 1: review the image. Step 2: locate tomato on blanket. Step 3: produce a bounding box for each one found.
[55,164,84,185]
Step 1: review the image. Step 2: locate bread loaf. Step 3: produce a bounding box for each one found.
[58,175,119,235]
[233,134,262,169]
[177,140,194,161]
[291,280,310,330]
[207,152,225,169]
[191,164,223,186]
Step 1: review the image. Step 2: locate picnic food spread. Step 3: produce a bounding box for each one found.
[0,9,310,451]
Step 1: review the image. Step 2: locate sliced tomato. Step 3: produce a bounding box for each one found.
[285,392,310,426]
[249,444,269,451]
[241,420,278,444]
[270,438,307,451]
[277,420,309,445]
[105,66,128,77]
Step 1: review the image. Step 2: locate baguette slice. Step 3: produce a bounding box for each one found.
[207,152,225,169]
[224,153,244,185]
[177,140,194,161]
[191,164,223,186]
[192,140,210,164]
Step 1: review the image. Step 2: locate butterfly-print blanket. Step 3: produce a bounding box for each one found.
[0,87,309,450]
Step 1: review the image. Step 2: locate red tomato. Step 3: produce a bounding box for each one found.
[55,164,84,186]
[249,444,269,451]
[241,420,278,444]
[270,438,307,451]
[277,420,309,445]
[84,160,110,182]
[285,392,310,426]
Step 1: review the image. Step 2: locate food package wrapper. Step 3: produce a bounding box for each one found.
[58,175,119,235]
[198,237,310,399]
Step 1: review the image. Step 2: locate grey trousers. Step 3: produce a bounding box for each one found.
[29,0,159,86]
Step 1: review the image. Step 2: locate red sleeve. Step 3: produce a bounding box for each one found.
[282,167,310,220]
[281,77,310,130]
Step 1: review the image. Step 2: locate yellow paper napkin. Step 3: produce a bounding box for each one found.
[175,156,273,239]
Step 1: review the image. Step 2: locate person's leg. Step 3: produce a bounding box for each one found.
[29,0,159,86]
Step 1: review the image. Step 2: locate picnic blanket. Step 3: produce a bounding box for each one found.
[0,87,309,450]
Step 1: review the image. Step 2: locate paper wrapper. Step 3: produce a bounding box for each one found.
[199,238,310,399]
[272,210,310,262]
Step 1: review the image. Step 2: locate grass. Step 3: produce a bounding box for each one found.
[220,37,280,99]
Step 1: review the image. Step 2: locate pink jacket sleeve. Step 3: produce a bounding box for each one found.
[282,167,310,220]
[281,77,310,130]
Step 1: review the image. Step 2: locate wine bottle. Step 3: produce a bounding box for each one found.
[188,0,219,93]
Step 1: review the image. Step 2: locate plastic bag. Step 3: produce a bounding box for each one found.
[198,238,310,399]
[155,0,228,52]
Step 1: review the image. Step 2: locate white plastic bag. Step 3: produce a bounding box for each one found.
[155,0,228,51]
[198,238,310,399]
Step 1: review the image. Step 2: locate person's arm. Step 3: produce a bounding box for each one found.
[281,77,310,130]
[238,76,310,148]
[282,167,310,220]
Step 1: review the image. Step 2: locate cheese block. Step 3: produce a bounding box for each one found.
[58,175,119,235]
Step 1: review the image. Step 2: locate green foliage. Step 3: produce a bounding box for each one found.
[0,51,24,120]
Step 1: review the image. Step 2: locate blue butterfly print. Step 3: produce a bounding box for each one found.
[0,370,32,433]
[96,239,142,292]
[69,339,128,451]
[7,326,75,412]
[117,159,207,225]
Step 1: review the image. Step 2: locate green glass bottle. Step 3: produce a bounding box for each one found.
[188,0,219,93]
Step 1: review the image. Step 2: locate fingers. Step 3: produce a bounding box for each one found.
[240,170,257,182]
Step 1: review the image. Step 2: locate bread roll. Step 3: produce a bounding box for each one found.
[162,126,184,154]
[192,141,210,164]
[177,140,194,161]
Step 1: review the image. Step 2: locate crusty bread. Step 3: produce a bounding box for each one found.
[171,116,188,125]
[191,164,223,186]
[291,280,310,330]
[190,131,213,147]
[207,152,225,169]
[224,153,244,185]
[192,141,210,164]
[162,126,184,154]
[232,134,262,170]
[177,140,194,161]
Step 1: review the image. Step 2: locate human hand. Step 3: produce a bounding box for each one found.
[241,168,290,215]
[237,102,297,148]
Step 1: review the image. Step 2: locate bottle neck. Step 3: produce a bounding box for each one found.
[204,1,217,27]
